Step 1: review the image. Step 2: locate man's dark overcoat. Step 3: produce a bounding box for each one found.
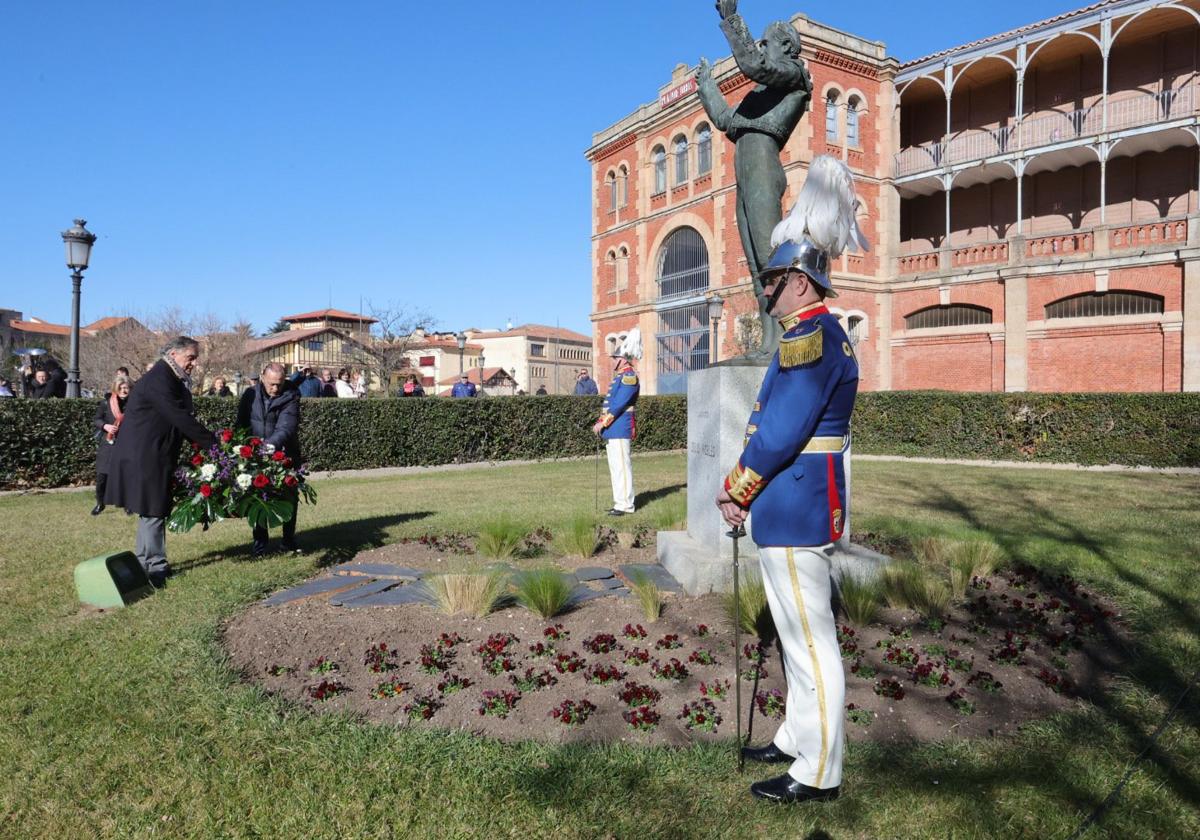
[104,359,216,517]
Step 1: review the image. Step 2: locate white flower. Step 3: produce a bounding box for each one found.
[236,473,253,490]
[262,442,276,454]
[199,464,217,481]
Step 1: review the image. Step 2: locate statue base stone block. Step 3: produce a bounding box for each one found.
[657,364,890,596]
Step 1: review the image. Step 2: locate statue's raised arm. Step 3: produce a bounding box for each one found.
[719,7,810,92]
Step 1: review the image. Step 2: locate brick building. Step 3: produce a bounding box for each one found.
[587,0,1200,394]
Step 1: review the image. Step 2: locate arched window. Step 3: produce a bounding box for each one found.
[652,146,667,194]
[655,227,712,394]
[847,314,865,344]
[618,165,629,206]
[904,304,992,330]
[607,171,617,211]
[1046,291,1164,319]
[657,227,709,300]
[605,249,617,287]
[846,97,861,148]
[696,124,712,175]
[616,246,630,291]
[673,135,689,185]
[825,91,841,144]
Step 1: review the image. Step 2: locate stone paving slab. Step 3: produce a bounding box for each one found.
[329,561,425,580]
[597,577,627,591]
[328,579,401,606]
[261,575,365,606]
[344,582,434,608]
[568,586,611,605]
[618,564,683,593]
[575,566,615,582]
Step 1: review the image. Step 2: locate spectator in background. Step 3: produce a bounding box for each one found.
[0,377,13,398]
[92,373,131,515]
[24,361,66,398]
[289,366,322,398]
[237,362,302,556]
[246,375,260,392]
[574,368,599,396]
[115,366,130,378]
[105,337,217,586]
[535,385,548,395]
[206,376,233,397]
[353,370,368,398]
[451,373,477,397]
[320,368,337,397]
[335,368,356,398]
[401,373,425,397]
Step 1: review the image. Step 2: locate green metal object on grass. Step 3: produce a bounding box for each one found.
[74,551,154,609]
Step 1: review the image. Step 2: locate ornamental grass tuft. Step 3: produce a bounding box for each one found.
[425,569,509,618]
[879,560,927,610]
[555,515,600,558]
[512,567,574,619]
[837,572,882,626]
[476,516,528,560]
[628,570,663,623]
[948,540,1002,599]
[722,568,776,643]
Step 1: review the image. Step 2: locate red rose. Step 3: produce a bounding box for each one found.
[272,451,286,462]
[249,437,262,446]
[284,457,293,468]
[191,454,204,466]
[200,484,213,498]
[253,473,269,488]
[284,475,298,488]
[238,445,254,458]
[220,429,233,443]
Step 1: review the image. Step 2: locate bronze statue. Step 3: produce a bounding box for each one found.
[696,0,812,354]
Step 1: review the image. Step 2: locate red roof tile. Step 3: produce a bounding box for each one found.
[279,308,378,324]
[471,324,591,343]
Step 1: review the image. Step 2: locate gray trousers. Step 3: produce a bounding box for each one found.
[135,516,168,579]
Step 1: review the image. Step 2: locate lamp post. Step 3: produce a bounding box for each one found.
[509,366,516,396]
[456,331,466,376]
[61,219,97,398]
[706,293,725,365]
[478,352,486,396]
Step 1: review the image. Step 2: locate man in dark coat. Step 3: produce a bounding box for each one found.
[236,362,302,556]
[289,366,322,398]
[105,337,216,585]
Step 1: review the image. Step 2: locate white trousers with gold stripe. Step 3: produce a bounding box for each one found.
[605,437,635,513]
[757,544,844,789]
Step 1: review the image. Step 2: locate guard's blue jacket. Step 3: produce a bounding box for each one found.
[724,303,859,547]
[451,381,477,398]
[599,362,639,440]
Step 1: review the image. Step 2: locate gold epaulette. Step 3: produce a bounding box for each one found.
[779,324,823,368]
[621,374,638,385]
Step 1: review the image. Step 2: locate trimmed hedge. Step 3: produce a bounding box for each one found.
[852,391,1200,468]
[1,391,1196,490]
[0,396,687,489]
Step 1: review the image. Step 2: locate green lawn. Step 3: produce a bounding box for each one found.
[1,454,1197,839]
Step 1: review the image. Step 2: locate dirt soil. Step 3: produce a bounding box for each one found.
[224,539,1132,747]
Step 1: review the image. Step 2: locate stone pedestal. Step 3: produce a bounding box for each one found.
[657,364,890,595]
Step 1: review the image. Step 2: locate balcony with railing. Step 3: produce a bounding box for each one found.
[895,86,1198,180]
[897,216,1191,276]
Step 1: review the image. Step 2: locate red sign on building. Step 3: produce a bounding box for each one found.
[659,78,697,109]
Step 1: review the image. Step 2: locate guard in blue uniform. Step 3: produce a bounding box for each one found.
[593,328,641,515]
[717,154,869,805]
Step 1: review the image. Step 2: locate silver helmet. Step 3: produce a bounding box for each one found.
[760,238,837,298]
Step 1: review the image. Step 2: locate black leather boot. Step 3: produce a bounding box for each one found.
[91,503,105,516]
[750,773,839,804]
[741,743,793,764]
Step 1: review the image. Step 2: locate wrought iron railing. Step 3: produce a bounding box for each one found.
[895,85,1198,178]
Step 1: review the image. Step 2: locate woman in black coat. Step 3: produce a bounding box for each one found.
[91,374,131,515]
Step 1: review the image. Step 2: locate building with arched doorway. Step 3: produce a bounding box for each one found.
[587,1,1200,394]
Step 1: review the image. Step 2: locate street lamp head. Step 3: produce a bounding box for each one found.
[456,332,466,351]
[706,293,725,323]
[61,218,97,271]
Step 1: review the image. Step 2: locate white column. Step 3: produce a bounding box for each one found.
[1004,274,1029,392]
[1184,260,1200,391]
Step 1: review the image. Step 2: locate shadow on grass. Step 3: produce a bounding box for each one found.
[634,483,686,509]
[177,511,434,574]
[907,479,1200,822]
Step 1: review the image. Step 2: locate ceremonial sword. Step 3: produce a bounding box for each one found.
[729,522,747,772]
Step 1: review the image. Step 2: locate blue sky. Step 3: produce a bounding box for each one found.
[0,0,1082,336]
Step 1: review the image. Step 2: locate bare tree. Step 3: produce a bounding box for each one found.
[79,318,160,393]
[345,300,434,394]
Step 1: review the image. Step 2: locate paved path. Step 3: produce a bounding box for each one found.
[4,449,1195,498]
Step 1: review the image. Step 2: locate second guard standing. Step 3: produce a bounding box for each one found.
[593,329,641,516]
